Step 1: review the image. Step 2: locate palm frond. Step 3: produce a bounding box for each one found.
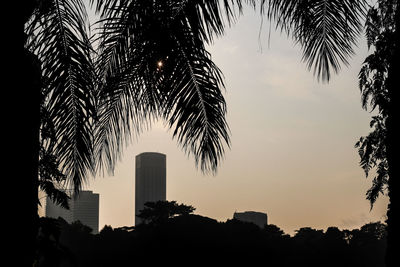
[262,0,367,82]
[39,180,71,209]
[93,59,156,174]
[94,0,231,174]
[26,0,96,193]
[93,0,165,174]
[160,11,231,173]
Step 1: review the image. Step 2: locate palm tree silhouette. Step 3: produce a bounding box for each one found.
[21,0,398,266]
[92,0,233,177]
[26,0,234,195]
[25,1,233,263]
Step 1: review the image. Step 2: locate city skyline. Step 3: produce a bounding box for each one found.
[38,5,389,236]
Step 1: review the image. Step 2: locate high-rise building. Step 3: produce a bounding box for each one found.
[135,152,166,225]
[46,190,100,234]
[233,211,268,228]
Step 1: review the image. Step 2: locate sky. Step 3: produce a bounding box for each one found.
[39,4,388,235]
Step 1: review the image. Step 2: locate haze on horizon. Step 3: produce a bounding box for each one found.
[39,5,388,236]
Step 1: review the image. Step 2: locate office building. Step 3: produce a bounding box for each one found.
[233,211,268,228]
[135,152,166,225]
[46,190,100,234]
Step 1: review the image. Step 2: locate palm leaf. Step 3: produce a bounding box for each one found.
[260,0,367,81]
[26,0,96,193]
[94,0,231,174]
[93,0,164,174]
[159,22,230,173]
[93,57,155,174]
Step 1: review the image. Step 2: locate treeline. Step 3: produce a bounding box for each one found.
[35,215,387,267]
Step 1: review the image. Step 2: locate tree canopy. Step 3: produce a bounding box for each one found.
[36,212,387,266]
[137,200,195,225]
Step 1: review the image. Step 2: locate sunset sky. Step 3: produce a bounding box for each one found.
[39,5,388,235]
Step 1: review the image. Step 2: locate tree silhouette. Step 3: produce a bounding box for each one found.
[35,217,76,267]
[264,224,288,238]
[355,1,399,265]
[24,1,233,263]
[25,0,234,198]
[42,215,387,267]
[92,0,233,176]
[137,200,195,225]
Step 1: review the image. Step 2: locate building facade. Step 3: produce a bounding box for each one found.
[46,190,100,234]
[135,152,166,225]
[233,211,268,228]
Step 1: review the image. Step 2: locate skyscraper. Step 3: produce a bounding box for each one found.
[135,152,166,225]
[233,211,268,229]
[46,190,100,234]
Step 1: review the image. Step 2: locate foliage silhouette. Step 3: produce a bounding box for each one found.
[354,1,399,265]
[34,217,77,267]
[37,213,387,267]
[136,200,195,225]
[356,0,394,208]
[39,103,70,209]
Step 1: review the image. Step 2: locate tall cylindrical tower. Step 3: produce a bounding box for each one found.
[135,152,166,225]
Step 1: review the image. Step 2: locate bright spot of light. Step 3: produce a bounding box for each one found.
[157,61,163,68]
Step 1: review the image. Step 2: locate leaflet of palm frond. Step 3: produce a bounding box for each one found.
[39,147,66,181]
[39,180,71,210]
[26,0,96,194]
